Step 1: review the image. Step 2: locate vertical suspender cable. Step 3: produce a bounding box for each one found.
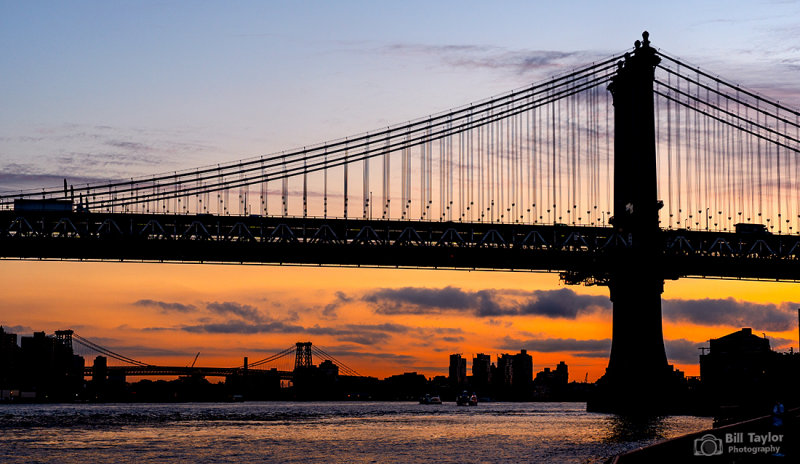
[605,87,610,224]
[363,137,369,219]
[344,141,349,219]
[281,156,288,217]
[383,132,390,219]
[551,95,556,223]
[655,81,662,225]
[667,72,673,227]
[526,99,531,223]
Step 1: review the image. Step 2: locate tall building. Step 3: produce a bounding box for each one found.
[495,353,513,387]
[0,326,21,390]
[448,354,466,386]
[472,353,491,388]
[511,349,533,391]
[15,330,84,400]
[491,350,533,399]
[533,361,569,399]
[554,361,568,384]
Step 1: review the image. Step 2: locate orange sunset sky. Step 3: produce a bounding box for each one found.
[1,259,797,381]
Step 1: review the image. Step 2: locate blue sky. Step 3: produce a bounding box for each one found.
[2,0,800,190]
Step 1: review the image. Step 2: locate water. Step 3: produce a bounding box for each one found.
[0,402,711,463]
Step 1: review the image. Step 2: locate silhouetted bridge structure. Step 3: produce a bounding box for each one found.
[85,365,294,380]
[4,212,800,282]
[71,334,358,382]
[4,33,800,412]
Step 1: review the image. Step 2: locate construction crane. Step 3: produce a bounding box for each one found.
[189,352,200,368]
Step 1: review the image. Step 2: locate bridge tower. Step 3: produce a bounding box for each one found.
[593,32,674,412]
[294,342,312,370]
[54,329,74,350]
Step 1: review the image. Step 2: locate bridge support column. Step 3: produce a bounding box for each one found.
[590,32,677,413]
[596,271,674,412]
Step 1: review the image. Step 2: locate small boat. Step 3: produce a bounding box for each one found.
[456,391,478,406]
[419,394,442,404]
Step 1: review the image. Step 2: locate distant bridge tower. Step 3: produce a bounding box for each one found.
[294,342,312,370]
[54,329,74,350]
[593,32,673,412]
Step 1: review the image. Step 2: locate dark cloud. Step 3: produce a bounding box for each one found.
[0,324,33,335]
[664,338,704,364]
[485,319,513,328]
[364,286,609,318]
[338,332,391,346]
[133,299,197,313]
[447,50,582,75]
[205,301,265,323]
[767,336,796,349]
[182,320,304,334]
[516,289,610,318]
[662,298,799,332]
[0,170,113,192]
[54,151,163,171]
[498,336,611,356]
[383,43,595,75]
[0,123,217,191]
[675,52,800,109]
[179,319,401,338]
[105,140,153,151]
[322,291,352,319]
[364,286,478,312]
[342,323,410,334]
[430,327,464,335]
[303,325,353,336]
[176,318,461,350]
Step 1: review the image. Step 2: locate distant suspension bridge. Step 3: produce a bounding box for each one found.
[62,330,360,380]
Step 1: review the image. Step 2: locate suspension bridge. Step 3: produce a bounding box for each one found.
[3,32,799,411]
[63,330,359,381]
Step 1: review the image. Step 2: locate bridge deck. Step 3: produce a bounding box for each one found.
[84,365,293,379]
[2,211,800,281]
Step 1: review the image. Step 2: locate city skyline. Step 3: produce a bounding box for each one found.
[2,1,800,380]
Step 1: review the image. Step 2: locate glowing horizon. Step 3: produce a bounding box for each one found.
[1,260,797,382]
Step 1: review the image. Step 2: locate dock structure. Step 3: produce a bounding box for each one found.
[610,407,798,463]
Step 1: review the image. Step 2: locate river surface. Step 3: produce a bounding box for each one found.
[0,401,711,463]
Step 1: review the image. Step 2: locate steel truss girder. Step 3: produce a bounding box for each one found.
[2,212,800,280]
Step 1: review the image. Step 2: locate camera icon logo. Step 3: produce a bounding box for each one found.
[694,433,723,456]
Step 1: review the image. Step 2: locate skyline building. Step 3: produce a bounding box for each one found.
[472,353,491,388]
[448,354,466,386]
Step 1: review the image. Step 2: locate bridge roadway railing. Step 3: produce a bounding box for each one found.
[1,211,799,281]
[82,365,293,379]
